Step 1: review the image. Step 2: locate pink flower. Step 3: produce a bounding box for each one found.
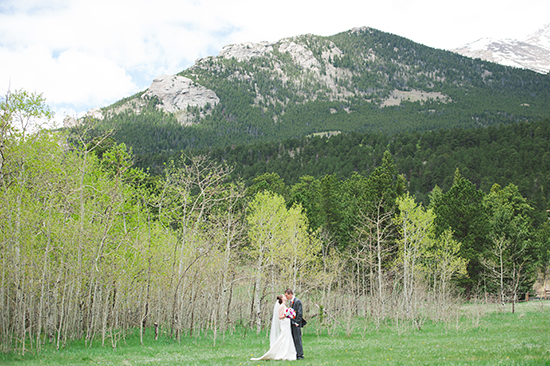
[284,308,296,319]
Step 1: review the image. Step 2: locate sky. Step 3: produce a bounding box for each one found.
[1,0,549,125]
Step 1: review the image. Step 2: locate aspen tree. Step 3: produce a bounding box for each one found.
[394,194,434,322]
[247,191,287,334]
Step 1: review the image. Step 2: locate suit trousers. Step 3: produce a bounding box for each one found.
[291,323,303,358]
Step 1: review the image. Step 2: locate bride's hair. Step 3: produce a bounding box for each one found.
[277,295,283,304]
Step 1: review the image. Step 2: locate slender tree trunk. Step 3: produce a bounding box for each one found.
[249,281,256,329]
[226,274,235,335]
[37,214,51,352]
[0,239,8,352]
[376,222,384,313]
[254,253,263,335]
[56,275,68,350]
[141,209,153,346]
[19,274,26,355]
[403,217,409,318]
[500,245,505,311]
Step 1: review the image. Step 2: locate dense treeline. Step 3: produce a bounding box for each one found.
[2,90,548,356]
[244,153,548,292]
[168,118,550,217]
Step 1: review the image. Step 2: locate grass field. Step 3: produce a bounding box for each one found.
[1,301,549,365]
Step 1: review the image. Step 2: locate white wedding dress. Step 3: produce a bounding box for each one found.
[251,302,296,361]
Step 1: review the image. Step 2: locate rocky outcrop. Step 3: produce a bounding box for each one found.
[381,90,450,107]
[218,38,322,71]
[86,107,104,121]
[218,42,275,62]
[63,107,103,128]
[140,75,219,125]
[99,75,220,126]
[279,40,321,70]
[143,75,219,114]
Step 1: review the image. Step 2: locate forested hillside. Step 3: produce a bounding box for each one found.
[85,27,550,157]
[135,118,550,218]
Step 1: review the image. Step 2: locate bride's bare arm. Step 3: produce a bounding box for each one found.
[278,305,286,319]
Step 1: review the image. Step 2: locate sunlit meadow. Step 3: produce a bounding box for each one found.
[1,301,548,365]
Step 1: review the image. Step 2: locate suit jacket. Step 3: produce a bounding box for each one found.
[290,297,304,327]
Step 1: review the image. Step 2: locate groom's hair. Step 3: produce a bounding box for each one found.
[284,288,293,295]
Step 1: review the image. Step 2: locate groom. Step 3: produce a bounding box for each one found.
[285,288,304,360]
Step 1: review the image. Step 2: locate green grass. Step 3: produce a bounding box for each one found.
[1,301,549,365]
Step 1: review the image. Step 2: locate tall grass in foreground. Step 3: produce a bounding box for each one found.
[1,301,549,365]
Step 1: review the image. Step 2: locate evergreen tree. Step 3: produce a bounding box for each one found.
[483,183,544,309]
[431,168,490,294]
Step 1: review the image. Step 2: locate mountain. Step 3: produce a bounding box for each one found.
[451,23,550,74]
[78,27,550,174]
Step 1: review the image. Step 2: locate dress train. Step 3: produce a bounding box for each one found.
[251,317,296,361]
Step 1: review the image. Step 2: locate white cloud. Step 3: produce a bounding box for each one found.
[0,0,234,105]
[0,45,137,105]
[1,0,549,119]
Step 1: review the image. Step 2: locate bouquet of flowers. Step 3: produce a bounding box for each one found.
[284,307,296,319]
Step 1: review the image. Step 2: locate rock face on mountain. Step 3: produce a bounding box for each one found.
[216,38,323,70]
[63,107,103,128]
[279,40,321,69]
[143,75,219,117]
[451,24,550,74]
[104,74,220,126]
[191,32,449,112]
[218,41,274,62]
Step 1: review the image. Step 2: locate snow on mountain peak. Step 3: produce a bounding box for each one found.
[451,23,550,74]
[525,23,550,50]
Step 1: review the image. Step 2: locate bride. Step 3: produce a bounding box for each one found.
[251,294,296,361]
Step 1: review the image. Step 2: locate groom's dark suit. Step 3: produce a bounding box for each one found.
[290,296,304,359]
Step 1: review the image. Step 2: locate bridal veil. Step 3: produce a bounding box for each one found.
[270,301,281,347]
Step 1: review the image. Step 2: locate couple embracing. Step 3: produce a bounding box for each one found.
[251,289,306,361]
